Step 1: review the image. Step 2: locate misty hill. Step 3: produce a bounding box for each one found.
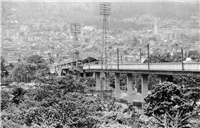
[8,2,198,28]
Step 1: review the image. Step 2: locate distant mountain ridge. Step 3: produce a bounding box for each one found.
[8,2,198,25]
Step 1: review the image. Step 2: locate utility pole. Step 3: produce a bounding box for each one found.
[147,44,150,70]
[139,48,142,63]
[100,2,111,90]
[121,54,123,64]
[181,47,184,71]
[117,48,119,70]
[70,23,81,63]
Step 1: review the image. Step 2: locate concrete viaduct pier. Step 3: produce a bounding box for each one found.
[83,63,200,103]
[93,71,166,103]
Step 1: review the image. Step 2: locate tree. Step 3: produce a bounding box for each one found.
[26,55,45,64]
[144,82,200,128]
[1,57,9,77]
[1,56,6,65]
[26,55,49,79]
[148,74,159,90]
[11,87,26,105]
[1,90,11,110]
[188,50,200,62]
[172,52,185,62]
[12,63,36,82]
[13,75,98,127]
[144,51,173,63]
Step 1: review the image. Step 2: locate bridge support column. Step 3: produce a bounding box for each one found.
[115,73,120,100]
[104,72,110,90]
[127,73,133,103]
[83,71,86,78]
[57,68,62,77]
[134,74,138,93]
[141,74,148,102]
[158,75,166,84]
[95,72,101,90]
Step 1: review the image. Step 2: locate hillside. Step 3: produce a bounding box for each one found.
[7,2,199,28]
[2,1,199,63]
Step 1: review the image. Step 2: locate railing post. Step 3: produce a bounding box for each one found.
[117,48,119,70]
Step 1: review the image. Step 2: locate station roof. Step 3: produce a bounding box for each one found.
[81,57,100,63]
[57,57,100,67]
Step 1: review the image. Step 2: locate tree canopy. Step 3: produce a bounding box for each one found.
[144,82,200,128]
[1,57,9,78]
[12,55,49,82]
[26,55,45,64]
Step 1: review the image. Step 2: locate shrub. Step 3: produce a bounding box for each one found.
[1,90,11,110]
[144,82,200,128]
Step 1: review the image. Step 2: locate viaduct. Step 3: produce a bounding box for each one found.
[56,62,200,103]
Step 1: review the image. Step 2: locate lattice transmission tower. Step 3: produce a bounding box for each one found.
[70,23,81,62]
[100,2,111,90]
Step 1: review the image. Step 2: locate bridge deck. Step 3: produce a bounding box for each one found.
[83,63,200,75]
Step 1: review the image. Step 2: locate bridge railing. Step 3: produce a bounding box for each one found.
[150,63,200,71]
[83,62,200,72]
[183,63,200,71]
[149,63,182,71]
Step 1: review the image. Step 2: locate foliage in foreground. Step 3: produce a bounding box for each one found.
[1,75,99,128]
[2,74,200,128]
[144,82,200,128]
[1,74,156,128]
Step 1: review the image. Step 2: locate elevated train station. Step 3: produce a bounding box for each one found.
[56,57,100,77]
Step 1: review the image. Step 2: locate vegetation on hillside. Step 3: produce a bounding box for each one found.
[2,55,200,128]
[1,2,200,128]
